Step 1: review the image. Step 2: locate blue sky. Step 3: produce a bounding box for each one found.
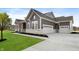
[0,8,79,27]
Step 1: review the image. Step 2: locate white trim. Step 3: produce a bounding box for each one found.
[27,12,34,20]
[58,20,72,22]
[33,10,41,18]
[43,24,53,27]
[26,10,41,22]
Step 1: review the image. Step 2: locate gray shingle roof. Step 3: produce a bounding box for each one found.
[26,9,73,22]
[32,9,56,21]
[44,12,55,18]
[54,16,73,22]
[15,19,25,24]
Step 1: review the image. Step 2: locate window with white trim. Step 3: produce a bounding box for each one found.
[33,15,35,19]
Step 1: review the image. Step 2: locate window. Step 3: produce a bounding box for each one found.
[32,21,34,29]
[34,21,38,29]
[60,22,69,26]
[32,21,38,29]
[33,15,35,19]
[61,26,69,28]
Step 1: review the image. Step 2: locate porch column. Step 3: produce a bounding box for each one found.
[21,23,23,32]
[26,22,27,29]
[29,19,31,29]
[30,20,32,29]
[70,21,73,32]
[40,18,42,29]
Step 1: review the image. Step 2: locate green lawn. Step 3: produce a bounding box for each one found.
[0,31,43,51]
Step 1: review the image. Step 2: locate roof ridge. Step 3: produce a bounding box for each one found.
[32,9,55,19]
[44,12,55,18]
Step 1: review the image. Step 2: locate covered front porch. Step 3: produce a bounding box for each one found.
[24,20,59,34]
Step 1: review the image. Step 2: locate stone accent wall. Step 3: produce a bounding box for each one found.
[26,12,40,29]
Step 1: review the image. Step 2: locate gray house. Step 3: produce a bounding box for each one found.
[15,9,73,34]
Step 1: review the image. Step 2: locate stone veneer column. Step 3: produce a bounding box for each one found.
[40,18,42,29]
[70,20,73,32]
[29,20,31,29]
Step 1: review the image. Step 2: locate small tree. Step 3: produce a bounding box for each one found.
[0,13,11,41]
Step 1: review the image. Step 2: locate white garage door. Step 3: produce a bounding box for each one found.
[43,24,54,34]
[59,26,70,33]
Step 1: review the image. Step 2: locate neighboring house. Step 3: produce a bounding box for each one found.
[73,26,79,31]
[15,19,26,32]
[10,25,15,31]
[15,9,73,34]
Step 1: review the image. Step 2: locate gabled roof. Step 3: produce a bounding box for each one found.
[32,9,56,21]
[25,9,56,22]
[15,19,25,24]
[44,12,55,18]
[25,8,73,22]
[54,16,73,22]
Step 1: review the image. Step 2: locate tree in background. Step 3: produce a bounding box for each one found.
[0,13,11,41]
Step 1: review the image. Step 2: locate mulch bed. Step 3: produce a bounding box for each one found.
[15,31,48,38]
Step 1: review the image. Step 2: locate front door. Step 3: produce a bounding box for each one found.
[23,22,26,32]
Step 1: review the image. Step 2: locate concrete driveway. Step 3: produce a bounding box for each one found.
[23,33,79,51]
